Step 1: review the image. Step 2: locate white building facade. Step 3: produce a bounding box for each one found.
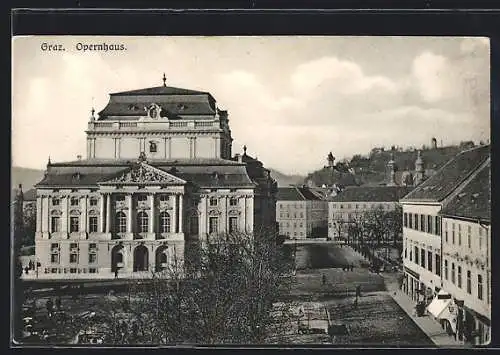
[32,79,277,279]
[276,187,328,239]
[400,145,490,345]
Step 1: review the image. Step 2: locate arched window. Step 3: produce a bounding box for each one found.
[137,211,149,233]
[116,211,127,233]
[160,211,171,233]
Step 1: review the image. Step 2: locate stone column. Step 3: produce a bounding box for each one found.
[82,195,88,233]
[178,193,183,233]
[242,196,247,233]
[127,193,133,233]
[99,194,105,233]
[106,194,111,233]
[171,194,177,233]
[62,195,69,232]
[36,195,42,233]
[149,193,155,234]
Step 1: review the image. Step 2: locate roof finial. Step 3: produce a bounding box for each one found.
[243,145,247,155]
[162,73,167,87]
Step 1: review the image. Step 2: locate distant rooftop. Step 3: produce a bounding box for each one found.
[277,186,321,201]
[328,186,414,203]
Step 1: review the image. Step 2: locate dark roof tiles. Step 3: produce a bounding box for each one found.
[402,145,490,202]
[440,160,490,222]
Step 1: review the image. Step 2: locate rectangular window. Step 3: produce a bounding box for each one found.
[69,253,78,263]
[479,227,483,250]
[414,246,419,265]
[444,259,448,280]
[427,251,433,272]
[50,253,59,264]
[445,221,448,243]
[427,215,433,234]
[404,248,407,259]
[209,217,218,234]
[89,197,98,206]
[89,216,98,233]
[229,217,238,233]
[452,223,455,244]
[52,197,60,206]
[409,248,412,262]
[70,243,78,250]
[89,268,97,273]
[467,270,472,294]
[209,197,218,207]
[414,214,419,230]
[404,213,408,227]
[451,263,456,284]
[435,254,441,276]
[70,197,79,206]
[467,225,472,248]
[70,216,79,232]
[409,214,413,229]
[435,216,441,235]
[89,243,97,250]
[478,274,483,300]
[88,253,97,264]
[51,216,61,233]
[457,266,462,288]
[420,215,425,232]
[458,224,462,246]
[420,248,425,268]
[70,268,77,274]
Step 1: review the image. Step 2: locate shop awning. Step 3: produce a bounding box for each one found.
[426,290,452,319]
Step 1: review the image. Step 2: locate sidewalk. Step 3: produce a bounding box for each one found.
[382,273,466,347]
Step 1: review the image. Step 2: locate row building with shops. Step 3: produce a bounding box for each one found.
[31,76,278,279]
[400,144,490,345]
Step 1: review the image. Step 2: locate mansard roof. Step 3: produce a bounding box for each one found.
[35,158,256,189]
[110,85,209,96]
[439,160,490,222]
[98,85,217,119]
[401,145,490,202]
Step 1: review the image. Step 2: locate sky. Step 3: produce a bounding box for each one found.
[12,36,490,175]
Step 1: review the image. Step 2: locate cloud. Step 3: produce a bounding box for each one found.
[291,57,398,96]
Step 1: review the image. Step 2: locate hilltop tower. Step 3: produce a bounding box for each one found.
[387,153,397,186]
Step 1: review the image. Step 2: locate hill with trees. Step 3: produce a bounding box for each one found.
[304,140,482,187]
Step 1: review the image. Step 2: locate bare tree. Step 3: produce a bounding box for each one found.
[76,228,293,345]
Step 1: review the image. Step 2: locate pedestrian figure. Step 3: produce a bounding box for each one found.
[350,264,354,272]
[322,274,326,285]
[46,298,54,318]
[115,269,119,278]
[356,285,361,298]
[55,296,62,310]
[29,260,34,270]
[24,266,29,275]
[353,297,358,309]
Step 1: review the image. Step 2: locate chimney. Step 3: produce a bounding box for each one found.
[77,155,82,161]
[235,153,242,163]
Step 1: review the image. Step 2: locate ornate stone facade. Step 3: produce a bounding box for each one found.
[32,80,277,279]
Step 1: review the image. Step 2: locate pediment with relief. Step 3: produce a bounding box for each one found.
[100,163,186,185]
